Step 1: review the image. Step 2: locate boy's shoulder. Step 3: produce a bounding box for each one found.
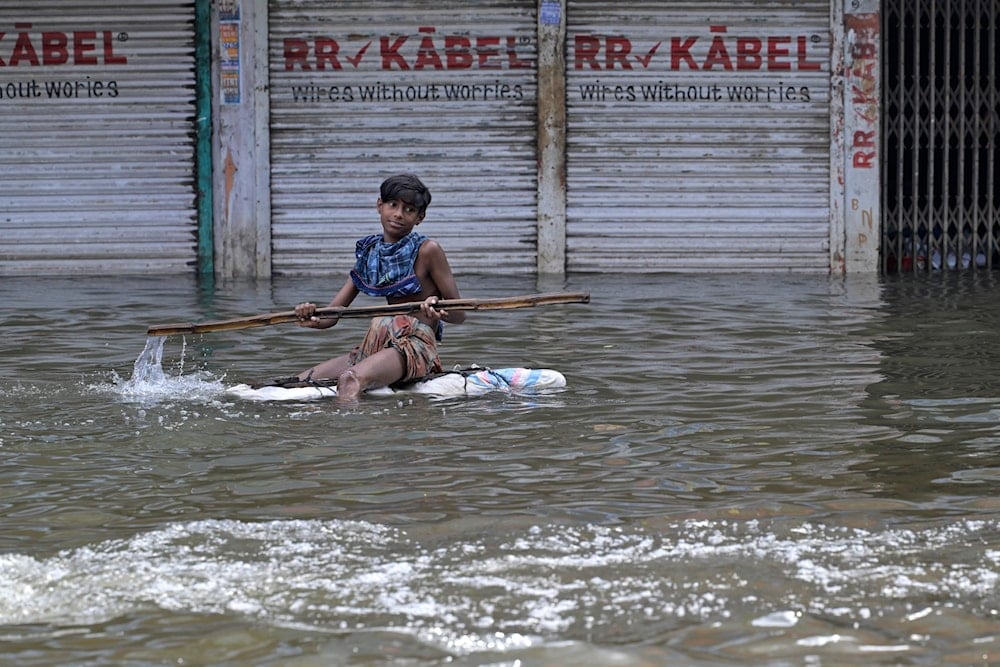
[417,237,444,252]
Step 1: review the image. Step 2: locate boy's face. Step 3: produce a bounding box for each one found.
[376,197,425,241]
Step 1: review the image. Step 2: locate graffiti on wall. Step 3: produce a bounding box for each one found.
[282,26,532,104]
[280,23,826,107]
[571,25,824,106]
[0,23,127,101]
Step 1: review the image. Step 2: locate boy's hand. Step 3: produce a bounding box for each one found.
[421,296,448,322]
[295,302,321,327]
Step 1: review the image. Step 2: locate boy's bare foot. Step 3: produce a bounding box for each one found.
[336,369,362,406]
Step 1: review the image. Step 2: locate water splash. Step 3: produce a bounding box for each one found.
[129,336,168,385]
[112,336,224,404]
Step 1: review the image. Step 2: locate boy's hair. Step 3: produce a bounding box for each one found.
[380,174,432,213]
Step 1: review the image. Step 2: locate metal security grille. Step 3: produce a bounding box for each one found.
[883,0,1000,273]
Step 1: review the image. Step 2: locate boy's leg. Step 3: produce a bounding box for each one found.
[337,347,406,404]
[297,353,353,382]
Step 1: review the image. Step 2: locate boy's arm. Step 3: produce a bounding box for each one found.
[296,277,358,329]
[327,277,359,308]
[421,240,466,324]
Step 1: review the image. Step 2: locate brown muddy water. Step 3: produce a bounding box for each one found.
[1,272,998,666]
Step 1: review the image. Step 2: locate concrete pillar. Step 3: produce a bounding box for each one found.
[840,0,881,274]
[536,0,567,275]
[212,0,272,279]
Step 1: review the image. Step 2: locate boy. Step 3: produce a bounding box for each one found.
[293,174,465,405]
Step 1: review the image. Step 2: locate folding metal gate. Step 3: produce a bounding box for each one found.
[882,0,999,273]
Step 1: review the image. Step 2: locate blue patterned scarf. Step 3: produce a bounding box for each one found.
[350,232,427,297]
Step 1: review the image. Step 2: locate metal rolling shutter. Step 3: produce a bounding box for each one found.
[565,1,832,272]
[268,0,538,276]
[0,1,198,275]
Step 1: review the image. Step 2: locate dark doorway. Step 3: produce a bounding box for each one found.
[882,0,999,273]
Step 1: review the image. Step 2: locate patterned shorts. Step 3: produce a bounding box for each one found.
[348,315,442,382]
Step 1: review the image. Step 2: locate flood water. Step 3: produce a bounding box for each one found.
[1,271,999,666]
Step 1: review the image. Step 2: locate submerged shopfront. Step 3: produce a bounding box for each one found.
[1,1,996,278]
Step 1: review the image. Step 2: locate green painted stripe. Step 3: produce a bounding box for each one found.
[194,0,214,283]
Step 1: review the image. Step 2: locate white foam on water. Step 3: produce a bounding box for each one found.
[752,610,802,628]
[1,517,997,657]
